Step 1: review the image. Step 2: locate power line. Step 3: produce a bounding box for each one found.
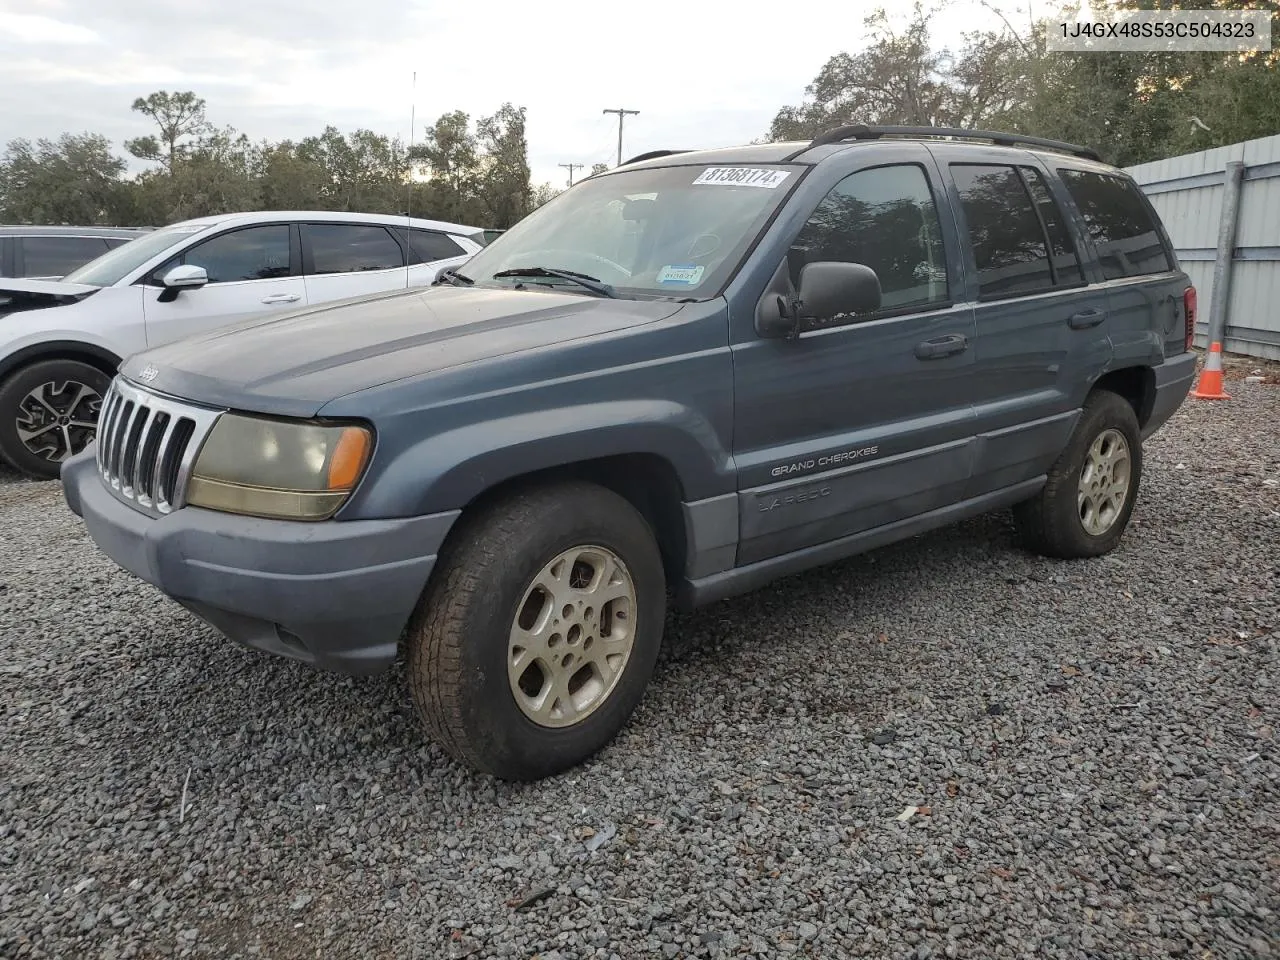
[602,107,640,167]
[559,162,583,186]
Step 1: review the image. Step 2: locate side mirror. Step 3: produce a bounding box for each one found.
[756,260,883,339]
[795,261,881,327]
[156,264,208,303]
[162,264,208,289]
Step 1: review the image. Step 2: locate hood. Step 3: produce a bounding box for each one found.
[0,278,100,316]
[119,285,685,417]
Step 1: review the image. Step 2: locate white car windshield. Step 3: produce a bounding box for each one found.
[63,224,205,287]
[459,163,801,299]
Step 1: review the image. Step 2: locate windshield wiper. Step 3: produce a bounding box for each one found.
[433,267,474,287]
[491,266,618,298]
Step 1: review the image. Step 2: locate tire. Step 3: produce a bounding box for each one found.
[0,359,112,480]
[1012,389,1143,559]
[406,481,666,780]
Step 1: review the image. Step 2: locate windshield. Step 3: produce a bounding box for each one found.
[460,163,801,299]
[63,223,205,287]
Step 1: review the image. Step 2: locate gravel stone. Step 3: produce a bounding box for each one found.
[2,382,1279,959]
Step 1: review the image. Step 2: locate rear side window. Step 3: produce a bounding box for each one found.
[789,163,949,312]
[1059,170,1172,280]
[402,229,465,264]
[305,224,404,275]
[952,164,1056,298]
[21,236,111,278]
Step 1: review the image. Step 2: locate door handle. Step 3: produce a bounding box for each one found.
[1068,308,1106,329]
[914,334,968,360]
[261,293,301,304]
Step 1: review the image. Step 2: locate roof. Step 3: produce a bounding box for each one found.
[169,210,487,235]
[614,126,1111,173]
[0,224,153,237]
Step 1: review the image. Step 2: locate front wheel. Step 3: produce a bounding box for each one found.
[0,359,111,480]
[406,481,666,780]
[1012,389,1143,559]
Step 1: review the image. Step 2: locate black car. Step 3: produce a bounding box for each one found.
[0,225,153,280]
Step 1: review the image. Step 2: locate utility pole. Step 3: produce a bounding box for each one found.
[559,162,583,187]
[602,107,640,166]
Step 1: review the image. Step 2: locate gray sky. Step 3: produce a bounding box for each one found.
[0,0,1033,194]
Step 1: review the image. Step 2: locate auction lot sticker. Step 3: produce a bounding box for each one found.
[693,167,791,189]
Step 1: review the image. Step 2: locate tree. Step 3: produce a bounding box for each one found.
[590,163,610,177]
[131,126,263,223]
[295,126,411,212]
[257,140,331,210]
[0,133,128,224]
[532,183,562,207]
[476,103,533,228]
[125,91,212,170]
[411,111,479,201]
[769,2,1031,140]
[996,0,1277,165]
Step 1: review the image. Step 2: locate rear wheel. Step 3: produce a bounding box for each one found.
[406,481,666,780]
[0,359,111,480]
[1012,389,1143,559]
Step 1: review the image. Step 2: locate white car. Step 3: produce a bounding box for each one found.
[0,210,485,478]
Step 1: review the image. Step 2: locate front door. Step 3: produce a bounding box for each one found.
[142,223,306,347]
[729,147,978,566]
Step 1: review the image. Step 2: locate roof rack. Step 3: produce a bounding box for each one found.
[620,149,692,166]
[788,124,1101,162]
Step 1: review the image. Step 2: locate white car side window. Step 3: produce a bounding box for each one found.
[156,225,293,285]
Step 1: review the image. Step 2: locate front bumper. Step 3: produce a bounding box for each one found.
[62,448,459,675]
[1142,350,1198,439]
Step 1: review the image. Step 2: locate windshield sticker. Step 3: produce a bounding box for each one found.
[692,167,790,189]
[657,264,705,285]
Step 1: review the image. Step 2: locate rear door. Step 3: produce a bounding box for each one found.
[141,223,306,347]
[729,144,979,565]
[1053,167,1189,365]
[18,235,112,279]
[300,222,408,303]
[934,147,1111,498]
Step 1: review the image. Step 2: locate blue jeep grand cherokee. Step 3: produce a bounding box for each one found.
[62,125,1198,780]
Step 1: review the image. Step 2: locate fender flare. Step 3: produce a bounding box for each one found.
[340,400,734,519]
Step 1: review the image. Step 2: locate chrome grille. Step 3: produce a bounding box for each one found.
[95,377,222,516]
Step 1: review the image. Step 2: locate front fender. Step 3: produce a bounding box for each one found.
[339,399,735,520]
[0,286,147,379]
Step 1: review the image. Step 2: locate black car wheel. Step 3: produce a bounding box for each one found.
[0,359,111,480]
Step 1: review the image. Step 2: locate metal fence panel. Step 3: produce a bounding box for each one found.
[1125,133,1280,360]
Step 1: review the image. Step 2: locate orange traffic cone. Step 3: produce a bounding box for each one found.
[1191,341,1231,400]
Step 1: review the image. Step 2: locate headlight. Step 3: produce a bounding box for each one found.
[186,414,372,521]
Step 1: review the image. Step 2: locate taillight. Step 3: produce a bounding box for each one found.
[1183,286,1197,351]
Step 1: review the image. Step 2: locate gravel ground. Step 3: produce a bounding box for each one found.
[2,382,1278,960]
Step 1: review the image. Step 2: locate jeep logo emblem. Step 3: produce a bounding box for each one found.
[138,364,159,383]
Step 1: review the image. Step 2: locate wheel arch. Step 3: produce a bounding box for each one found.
[448,452,691,589]
[0,340,123,385]
[1090,365,1156,429]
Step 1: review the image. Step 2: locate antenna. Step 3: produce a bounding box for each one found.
[406,71,416,227]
